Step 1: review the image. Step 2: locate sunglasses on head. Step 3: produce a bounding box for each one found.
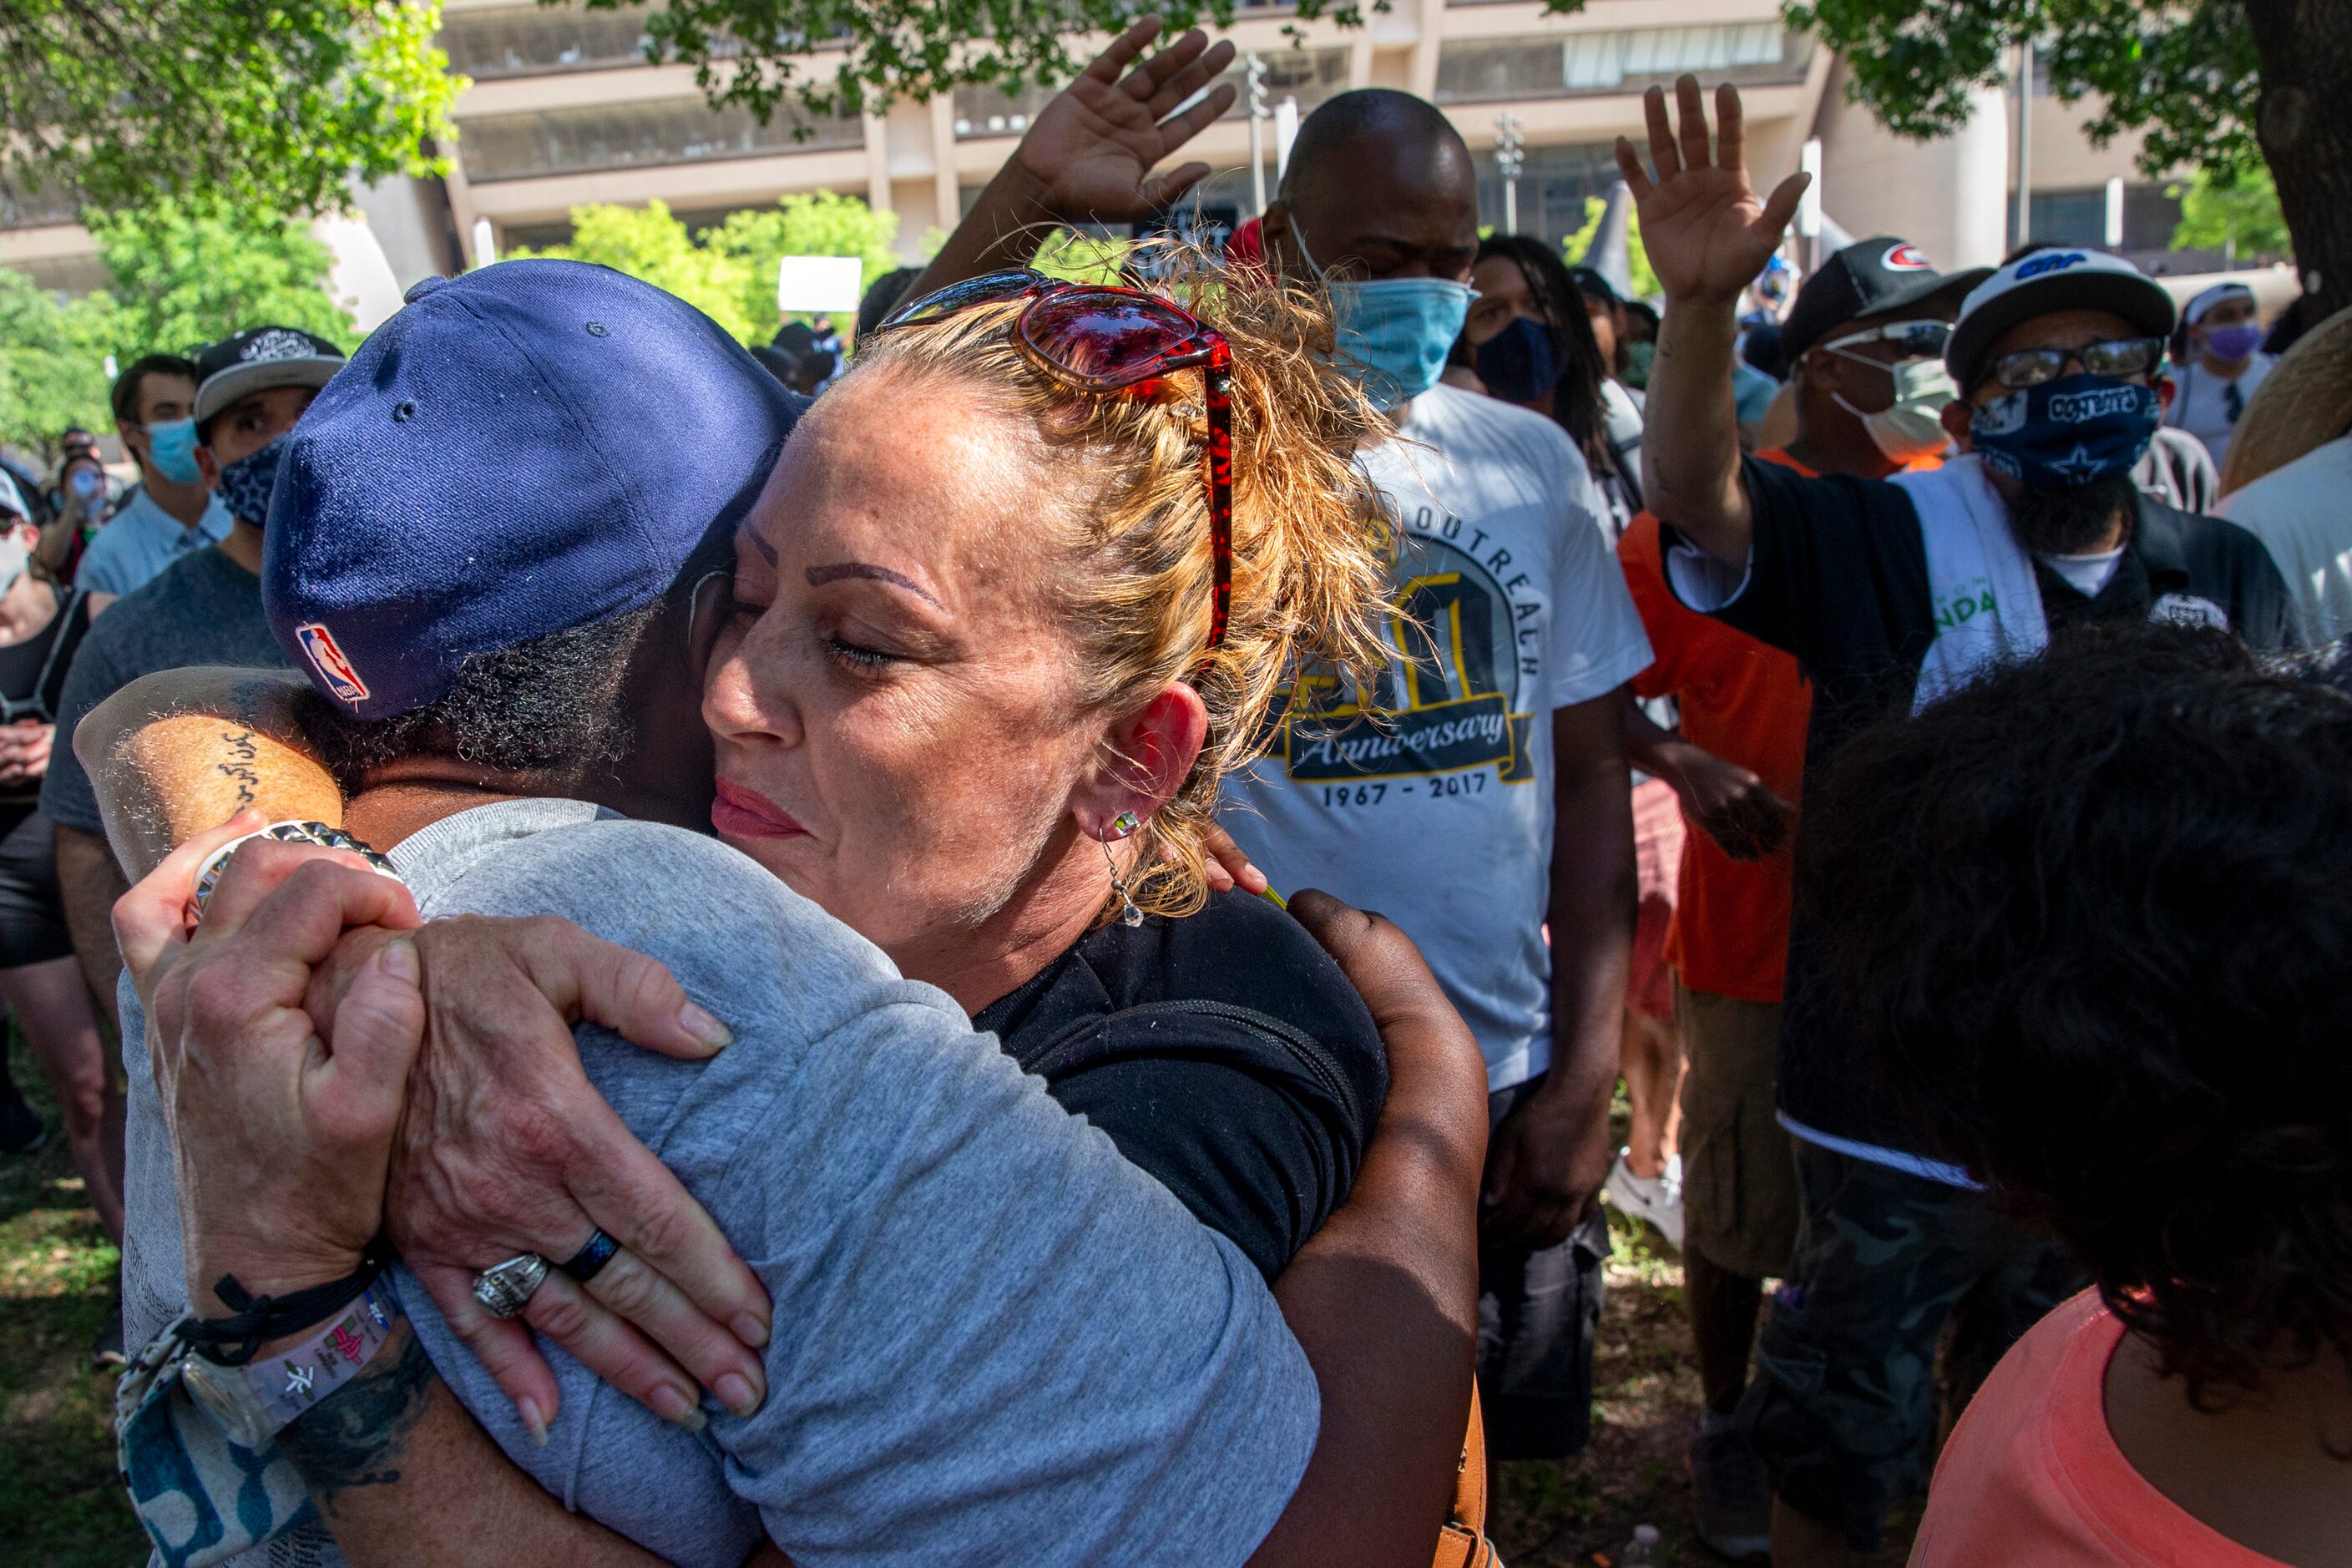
[877,269,1235,651]
[1983,336,2167,392]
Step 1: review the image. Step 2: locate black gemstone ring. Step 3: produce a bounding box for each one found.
[559,1230,621,1283]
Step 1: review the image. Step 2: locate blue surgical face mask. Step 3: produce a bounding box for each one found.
[1969,373,2160,490]
[215,434,287,529]
[145,417,203,485]
[1295,222,1475,411]
[1474,316,1565,406]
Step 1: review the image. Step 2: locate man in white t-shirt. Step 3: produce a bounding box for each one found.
[1223,88,1654,1460]
[2223,431,2352,644]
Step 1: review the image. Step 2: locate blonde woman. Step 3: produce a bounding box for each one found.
[99,255,1487,1567]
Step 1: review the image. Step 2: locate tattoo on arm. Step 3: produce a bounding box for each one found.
[276,1320,438,1516]
[215,730,261,807]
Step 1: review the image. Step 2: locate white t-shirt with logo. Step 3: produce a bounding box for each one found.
[1219,386,1654,1091]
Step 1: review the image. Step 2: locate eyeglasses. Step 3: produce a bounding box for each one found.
[876,269,1235,650]
[1822,320,1952,362]
[1983,336,2166,392]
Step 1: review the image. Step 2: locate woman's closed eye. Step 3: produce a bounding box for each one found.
[822,631,898,672]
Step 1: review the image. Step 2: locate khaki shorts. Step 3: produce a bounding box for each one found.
[1674,981,1798,1279]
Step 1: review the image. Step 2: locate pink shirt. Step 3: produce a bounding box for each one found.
[1914,1290,2289,1568]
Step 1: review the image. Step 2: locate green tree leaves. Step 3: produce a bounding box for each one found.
[1782,0,2260,185]
[2169,163,2291,259]
[0,271,115,461]
[1,0,461,222]
[83,200,360,360]
[513,192,904,344]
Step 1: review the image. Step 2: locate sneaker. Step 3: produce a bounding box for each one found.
[1688,1412,1773,1560]
[1602,1146,1685,1249]
[0,1081,44,1156]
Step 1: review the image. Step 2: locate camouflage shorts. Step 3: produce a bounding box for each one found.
[1736,1140,2081,1551]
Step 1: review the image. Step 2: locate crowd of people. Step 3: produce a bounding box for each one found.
[2,23,2348,1568]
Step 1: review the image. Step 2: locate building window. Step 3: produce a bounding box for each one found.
[2006,183,2185,255]
[458,97,862,182]
[953,80,1060,139]
[439,5,677,78]
[1436,23,1809,104]
[0,183,82,229]
[1473,141,1626,249]
[1213,46,1351,119]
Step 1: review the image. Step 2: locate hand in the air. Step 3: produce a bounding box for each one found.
[1613,77,1811,306]
[1009,17,1238,225]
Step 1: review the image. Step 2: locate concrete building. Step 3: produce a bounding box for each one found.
[1,0,2195,323]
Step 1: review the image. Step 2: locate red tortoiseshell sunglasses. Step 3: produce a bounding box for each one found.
[878,268,1235,650]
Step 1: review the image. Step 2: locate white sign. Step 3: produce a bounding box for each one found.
[777,255,864,315]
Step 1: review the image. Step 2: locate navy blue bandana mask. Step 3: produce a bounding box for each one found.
[1474,316,1565,406]
[215,434,287,529]
[1969,373,2159,489]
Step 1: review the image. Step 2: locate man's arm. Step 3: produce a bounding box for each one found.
[1479,691,1637,1250]
[904,18,1234,300]
[56,823,127,1027]
[1612,78,1809,566]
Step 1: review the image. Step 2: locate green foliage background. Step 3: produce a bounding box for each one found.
[512,192,907,344]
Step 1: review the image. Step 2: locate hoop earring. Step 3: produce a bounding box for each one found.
[1101,834,1143,928]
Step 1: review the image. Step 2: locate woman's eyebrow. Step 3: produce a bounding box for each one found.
[737,518,780,565]
[805,562,943,608]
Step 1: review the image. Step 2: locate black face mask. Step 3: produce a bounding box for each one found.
[214,434,287,529]
[1474,316,1565,405]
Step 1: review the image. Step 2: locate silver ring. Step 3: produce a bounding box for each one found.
[472,1253,551,1319]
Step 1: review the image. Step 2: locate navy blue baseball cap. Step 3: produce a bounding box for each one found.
[265,260,802,720]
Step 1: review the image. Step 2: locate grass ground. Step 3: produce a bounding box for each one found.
[0,1050,1920,1567]
[1,1044,146,1566]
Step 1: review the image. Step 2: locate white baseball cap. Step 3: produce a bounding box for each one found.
[1946,249,2177,389]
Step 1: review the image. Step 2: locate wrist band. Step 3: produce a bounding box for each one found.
[176,1280,405,1450]
[193,820,402,915]
[180,1243,392,1367]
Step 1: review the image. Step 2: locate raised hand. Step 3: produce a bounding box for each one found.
[1614,77,1809,305]
[1009,17,1238,225]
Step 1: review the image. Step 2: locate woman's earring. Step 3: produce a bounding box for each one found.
[1101,827,1143,928]
[1109,810,1140,839]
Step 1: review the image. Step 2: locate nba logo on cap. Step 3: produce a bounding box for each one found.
[297,623,372,706]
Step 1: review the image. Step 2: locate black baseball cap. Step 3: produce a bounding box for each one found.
[1781,238,1991,363]
[193,326,349,427]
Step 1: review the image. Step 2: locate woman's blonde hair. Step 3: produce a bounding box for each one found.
[848,250,1392,915]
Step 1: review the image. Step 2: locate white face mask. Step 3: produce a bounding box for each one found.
[1831,354,1957,463]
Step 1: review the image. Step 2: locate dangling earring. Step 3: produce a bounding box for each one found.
[1103,812,1142,928]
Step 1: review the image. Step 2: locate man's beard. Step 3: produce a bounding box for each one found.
[2008,472,2138,556]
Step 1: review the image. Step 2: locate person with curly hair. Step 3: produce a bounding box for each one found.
[1806,620,2352,1567]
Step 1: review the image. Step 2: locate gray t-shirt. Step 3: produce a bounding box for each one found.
[122,798,1317,1568]
[43,546,287,832]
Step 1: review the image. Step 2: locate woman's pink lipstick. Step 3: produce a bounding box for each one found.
[712,779,808,839]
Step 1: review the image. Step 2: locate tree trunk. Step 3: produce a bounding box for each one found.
[2244,0,2352,323]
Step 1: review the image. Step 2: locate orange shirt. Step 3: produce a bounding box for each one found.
[1617,448,1814,1003]
[1914,1290,2290,1568]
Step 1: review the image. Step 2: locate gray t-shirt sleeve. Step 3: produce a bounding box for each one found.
[41,621,124,832]
[393,808,1319,1568]
[706,999,1318,1568]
